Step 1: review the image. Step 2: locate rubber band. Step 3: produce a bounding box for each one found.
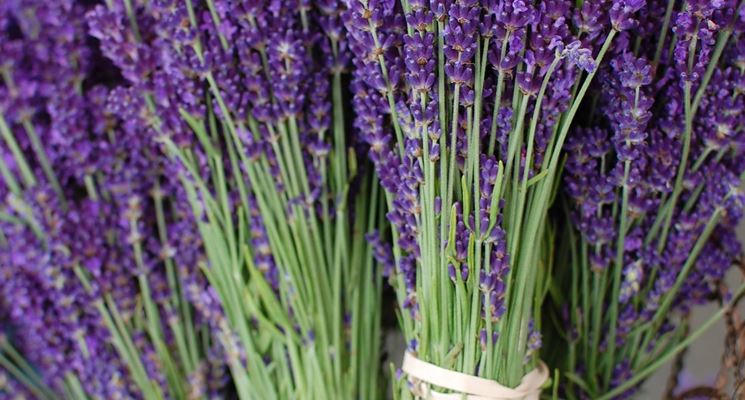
[401,352,549,400]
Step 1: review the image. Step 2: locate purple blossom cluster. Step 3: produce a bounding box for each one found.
[560,0,745,397]
[0,1,233,397]
[1,186,140,398]
[0,1,99,188]
[0,2,133,396]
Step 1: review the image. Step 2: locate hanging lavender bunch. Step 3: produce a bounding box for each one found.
[549,1,745,398]
[89,0,387,398]
[343,0,635,397]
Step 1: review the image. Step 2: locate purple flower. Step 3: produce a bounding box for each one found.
[564,41,598,72]
[609,0,646,31]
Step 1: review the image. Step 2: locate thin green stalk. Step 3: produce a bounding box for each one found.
[122,0,141,41]
[487,34,512,156]
[691,30,731,114]
[331,69,347,192]
[511,55,561,263]
[603,160,630,383]
[0,342,57,399]
[656,83,692,252]
[652,0,677,69]
[152,184,183,318]
[446,84,462,219]
[0,353,55,400]
[64,374,89,400]
[204,0,230,50]
[0,115,36,188]
[0,153,20,195]
[6,194,46,245]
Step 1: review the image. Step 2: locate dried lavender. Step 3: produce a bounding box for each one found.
[549,1,745,398]
[344,0,625,396]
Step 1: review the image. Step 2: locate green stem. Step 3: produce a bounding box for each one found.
[652,0,677,69]
[22,121,66,209]
[657,83,693,252]
[0,115,36,188]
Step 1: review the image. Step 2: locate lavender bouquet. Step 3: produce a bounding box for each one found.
[0,1,234,398]
[343,0,643,397]
[88,0,387,399]
[547,0,745,398]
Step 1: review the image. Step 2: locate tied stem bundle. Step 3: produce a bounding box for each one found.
[343,0,636,397]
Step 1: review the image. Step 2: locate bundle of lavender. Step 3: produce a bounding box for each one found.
[548,0,745,398]
[344,0,642,397]
[0,1,232,399]
[88,0,386,398]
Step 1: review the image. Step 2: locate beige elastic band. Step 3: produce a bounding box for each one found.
[401,352,549,400]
